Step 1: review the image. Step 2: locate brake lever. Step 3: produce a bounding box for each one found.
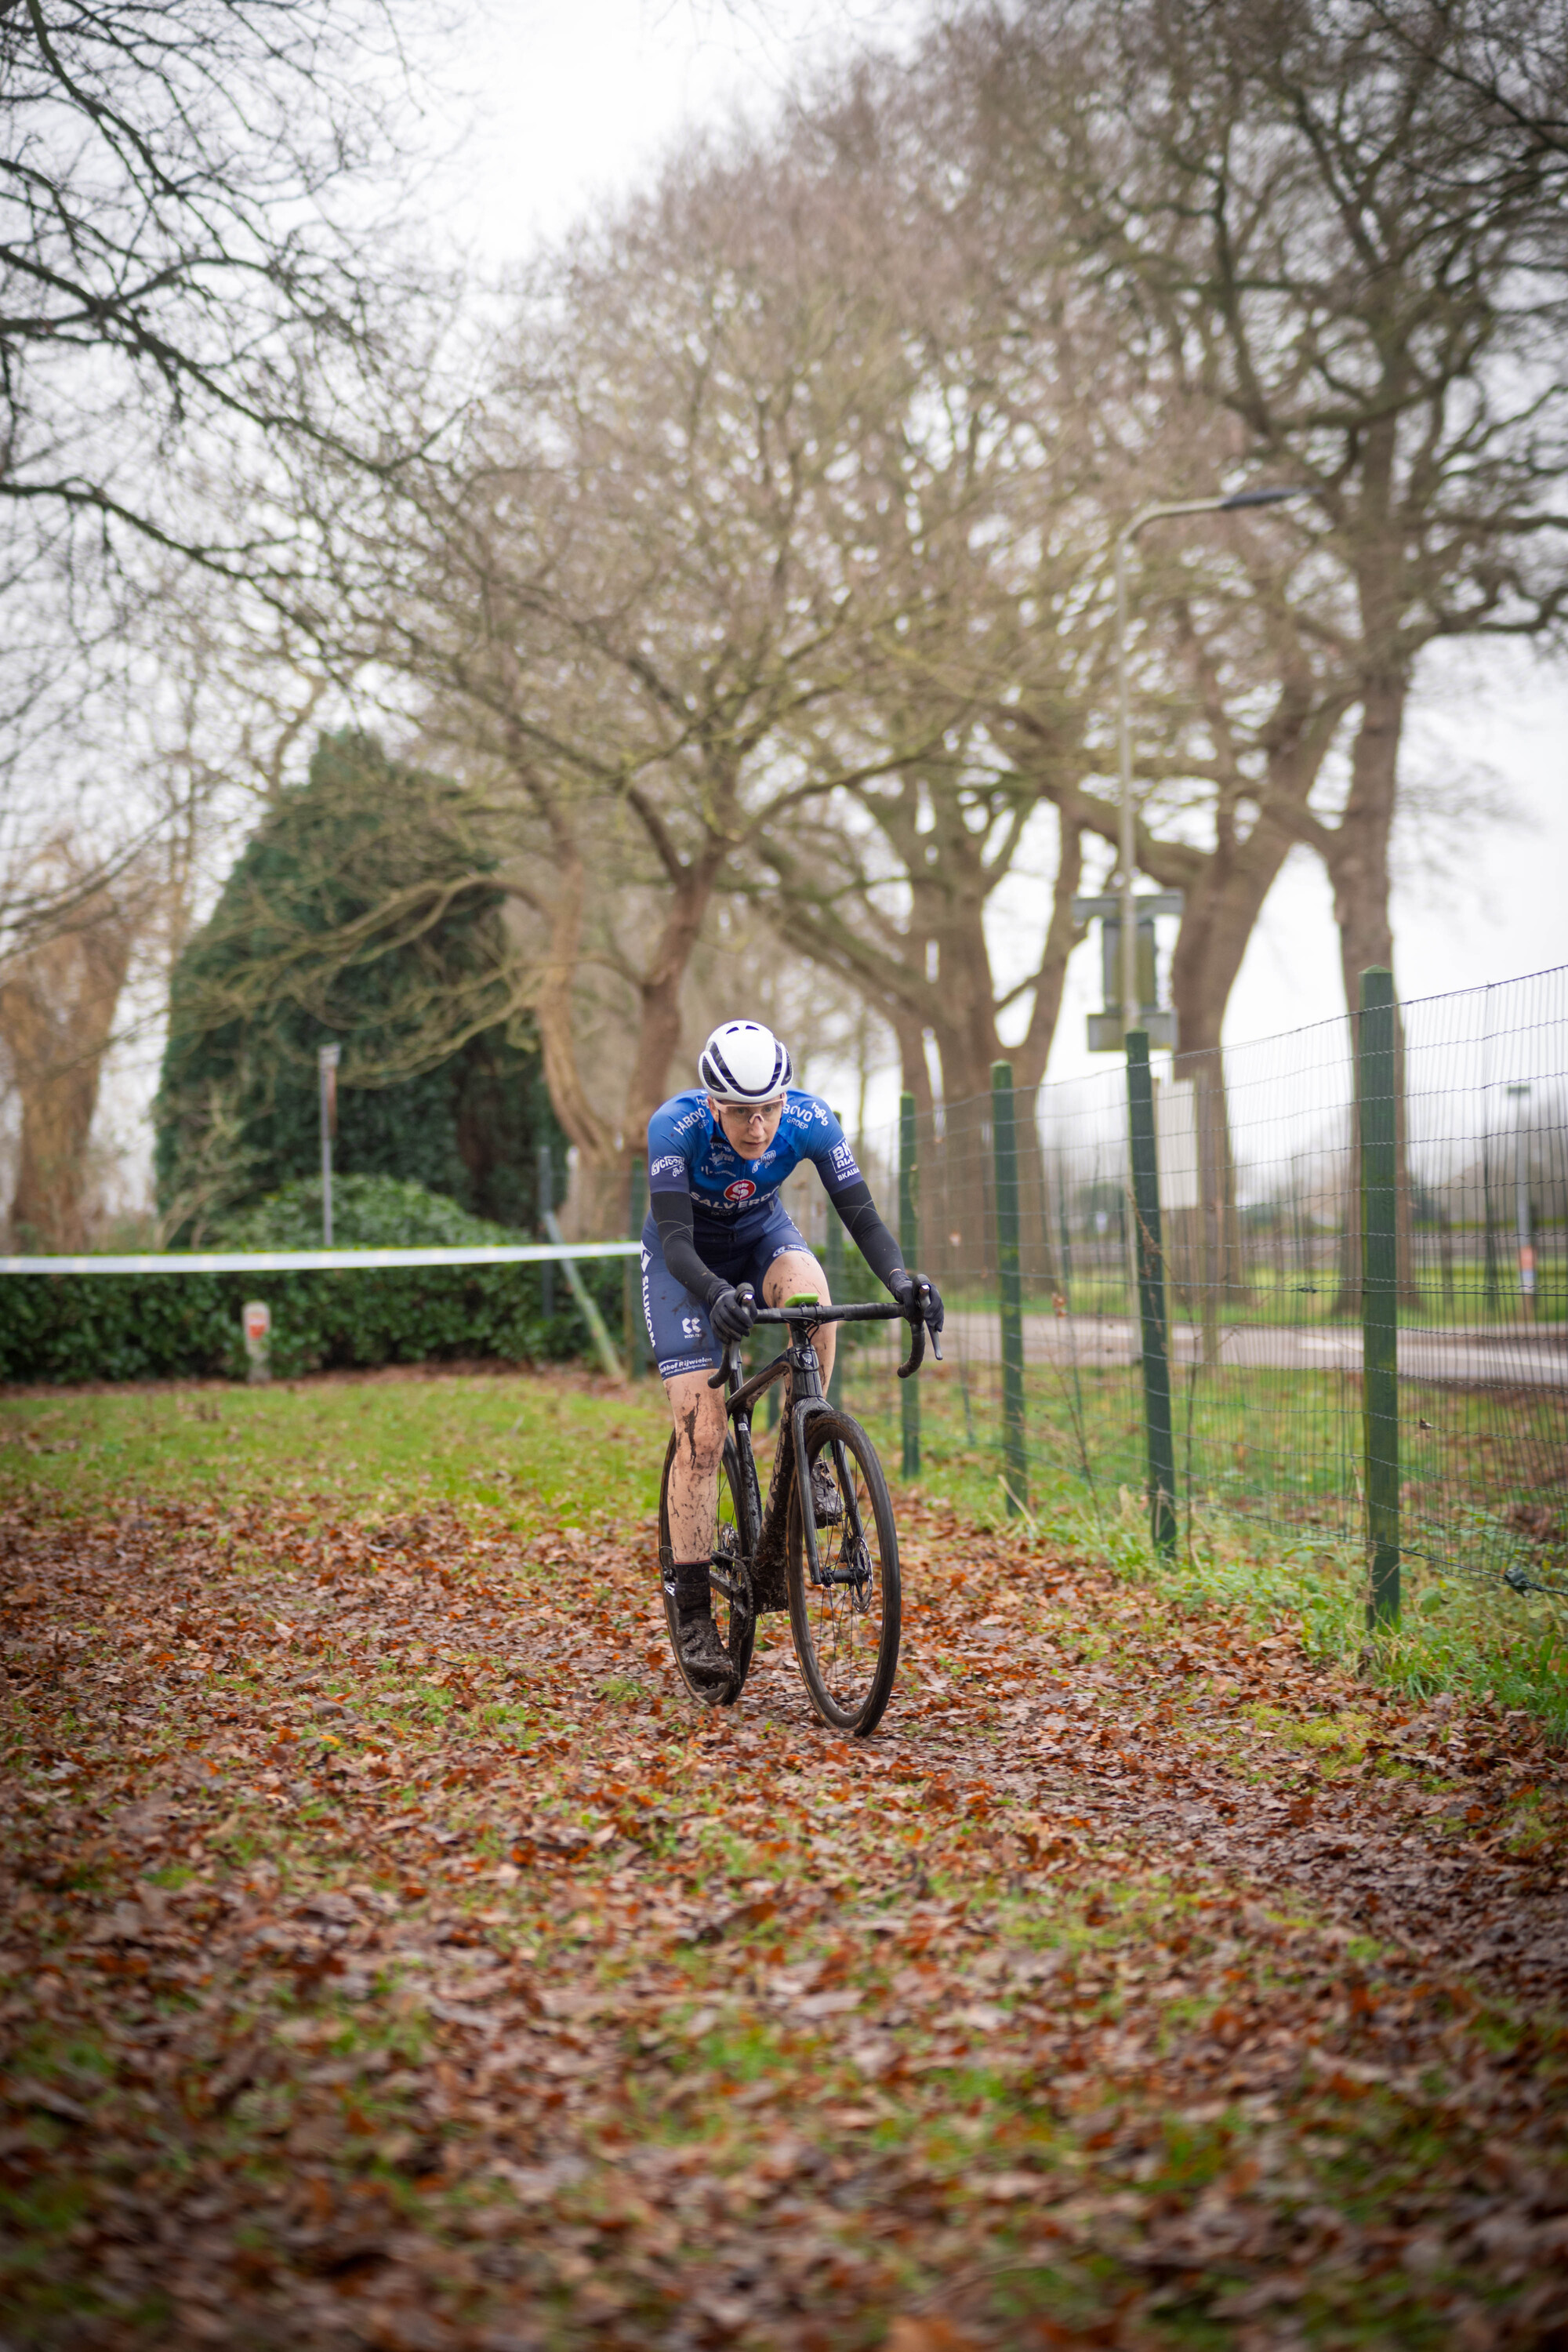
[896,1280,943,1377]
[706,1282,757,1390]
[921,1279,945,1374]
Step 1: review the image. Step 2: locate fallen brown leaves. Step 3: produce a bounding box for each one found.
[2,1477,1566,2350]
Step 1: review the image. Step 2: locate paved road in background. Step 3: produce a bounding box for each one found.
[935,1314,1568,1388]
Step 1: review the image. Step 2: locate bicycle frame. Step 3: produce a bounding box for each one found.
[707,1290,940,1596]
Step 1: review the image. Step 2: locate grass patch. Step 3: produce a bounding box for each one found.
[0,1364,666,1530]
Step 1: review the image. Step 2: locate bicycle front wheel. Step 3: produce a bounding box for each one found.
[659,1428,759,1708]
[786,1411,901,1736]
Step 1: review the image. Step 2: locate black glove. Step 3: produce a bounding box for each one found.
[710,1284,757,1345]
[888,1269,945,1334]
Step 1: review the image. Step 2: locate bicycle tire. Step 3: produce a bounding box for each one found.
[658,1427,760,1708]
[786,1410,901,1735]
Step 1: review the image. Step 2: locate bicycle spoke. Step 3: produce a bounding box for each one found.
[786,1412,901,1735]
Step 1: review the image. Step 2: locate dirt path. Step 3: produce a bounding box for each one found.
[2,1493,1566,2351]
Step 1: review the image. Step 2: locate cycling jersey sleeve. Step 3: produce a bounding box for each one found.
[647,1099,694,1205]
[829,1180,905,1290]
[804,1102,864,1203]
[800,1108,906,1291]
[652,1187,730,1311]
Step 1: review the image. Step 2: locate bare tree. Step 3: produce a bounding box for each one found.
[743,52,1324,1120]
[0,0,443,1004]
[1361,0,1568,169]
[993,0,1568,1013]
[0,0,423,568]
[0,855,138,1246]
[318,136,964,1230]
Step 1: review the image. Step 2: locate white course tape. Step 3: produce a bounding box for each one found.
[0,1242,642,1276]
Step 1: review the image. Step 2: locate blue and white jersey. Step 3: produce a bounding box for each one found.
[647,1088,863,1230]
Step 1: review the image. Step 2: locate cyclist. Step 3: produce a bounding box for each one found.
[644,1018,943,1686]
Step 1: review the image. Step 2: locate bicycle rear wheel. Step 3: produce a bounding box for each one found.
[659,1428,759,1708]
[786,1411,901,1736]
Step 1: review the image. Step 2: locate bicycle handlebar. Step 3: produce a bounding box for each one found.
[706,1282,942,1390]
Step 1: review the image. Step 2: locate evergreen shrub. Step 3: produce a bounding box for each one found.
[154,731,565,1237]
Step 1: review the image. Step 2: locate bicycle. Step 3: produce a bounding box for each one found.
[657,1283,941,1736]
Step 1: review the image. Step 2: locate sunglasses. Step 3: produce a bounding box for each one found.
[717,1098,784,1124]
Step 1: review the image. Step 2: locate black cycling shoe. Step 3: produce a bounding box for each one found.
[678,1611,732,1686]
[811,1457,844,1525]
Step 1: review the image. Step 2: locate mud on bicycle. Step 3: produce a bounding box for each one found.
[658,1282,941,1737]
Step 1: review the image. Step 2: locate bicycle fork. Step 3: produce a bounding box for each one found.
[730,1349,870,1598]
[789,1392,873,1597]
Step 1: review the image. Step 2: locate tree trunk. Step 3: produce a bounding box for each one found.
[524,868,629,1241]
[892,1008,935,1121]
[521,830,619,1175]
[1,902,135,1250]
[930,913,1006,1107]
[1011,818,1083,1291]
[1326,673,1404,1010]
[1013,818,1084,1096]
[1324,672,1417,1308]
[622,849,725,1156]
[563,1151,636,1243]
[1166,800,1302,1323]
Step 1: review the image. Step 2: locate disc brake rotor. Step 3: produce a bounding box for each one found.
[845,1534,875,1613]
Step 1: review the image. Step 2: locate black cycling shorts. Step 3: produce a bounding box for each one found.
[641,1203,809,1380]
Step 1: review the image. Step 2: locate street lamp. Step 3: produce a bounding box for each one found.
[1114,485,1312,1040]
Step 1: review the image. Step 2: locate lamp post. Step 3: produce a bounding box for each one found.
[1115,485,1312,1040]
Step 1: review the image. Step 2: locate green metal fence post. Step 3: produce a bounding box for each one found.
[1126,1030,1177,1554]
[1360,966,1400,1627]
[624,1152,649,1378]
[992,1060,1028,1515]
[899,1091,920,1479]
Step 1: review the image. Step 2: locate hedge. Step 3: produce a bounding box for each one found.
[0,1176,625,1385]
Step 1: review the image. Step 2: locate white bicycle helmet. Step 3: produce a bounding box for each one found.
[699,1020,793,1104]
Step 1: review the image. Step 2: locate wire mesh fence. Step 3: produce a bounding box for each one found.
[779,967,1568,1601]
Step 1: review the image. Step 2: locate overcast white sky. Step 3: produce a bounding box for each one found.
[439,0,1566,1109]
